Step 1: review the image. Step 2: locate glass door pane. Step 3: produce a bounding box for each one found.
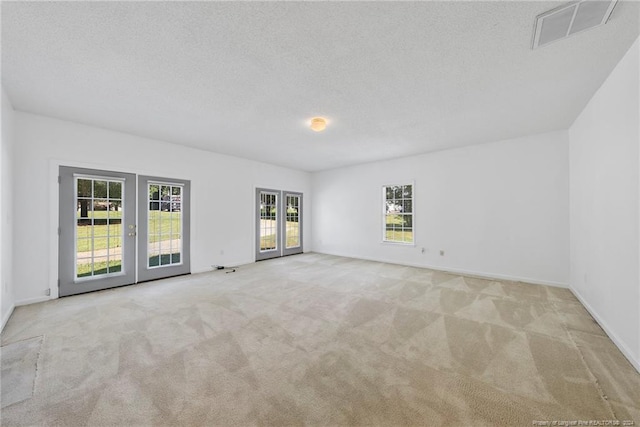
[285,195,300,249]
[147,183,183,268]
[283,192,303,257]
[260,191,278,252]
[75,178,124,278]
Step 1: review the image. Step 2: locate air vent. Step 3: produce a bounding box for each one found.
[532,0,618,49]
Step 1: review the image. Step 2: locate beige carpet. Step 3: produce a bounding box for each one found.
[1,336,42,408]
[1,253,639,426]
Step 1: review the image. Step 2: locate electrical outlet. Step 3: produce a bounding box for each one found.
[45,289,51,297]
[439,250,445,256]
[220,249,224,256]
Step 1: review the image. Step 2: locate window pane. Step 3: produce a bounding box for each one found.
[404,229,414,243]
[109,211,122,222]
[92,256,109,277]
[171,211,181,234]
[170,234,182,263]
[77,236,92,253]
[93,222,108,238]
[77,179,92,197]
[110,200,122,213]
[148,241,161,267]
[108,223,122,239]
[94,181,107,198]
[108,254,122,274]
[148,210,161,234]
[109,181,122,200]
[393,186,403,199]
[160,240,171,265]
[161,187,171,211]
[77,199,92,219]
[385,187,393,200]
[109,236,122,251]
[149,184,160,200]
[77,257,92,278]
[93,199,108,217]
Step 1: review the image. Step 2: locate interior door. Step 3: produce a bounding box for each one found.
[59,167,136,297]
[256,188,303,260]
[137,177,191,282]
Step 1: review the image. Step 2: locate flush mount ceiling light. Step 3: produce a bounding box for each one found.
[310,117,327,132]
[532,0,618,49]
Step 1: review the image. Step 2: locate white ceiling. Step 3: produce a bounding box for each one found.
[2,1,638,172]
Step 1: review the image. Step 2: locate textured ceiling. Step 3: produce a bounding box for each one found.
[2,1,639,172]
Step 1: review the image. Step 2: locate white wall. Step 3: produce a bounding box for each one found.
[312,130,570,286]
[1,87,16,330]
[12,112,311,304]
[569,37,640,371]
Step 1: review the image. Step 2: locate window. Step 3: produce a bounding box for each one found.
[75,177,124,278]
[383,184,413,244]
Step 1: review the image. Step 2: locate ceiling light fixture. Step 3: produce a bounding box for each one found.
[310,117,327,132]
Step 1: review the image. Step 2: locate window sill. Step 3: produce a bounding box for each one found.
[381,240,415,247]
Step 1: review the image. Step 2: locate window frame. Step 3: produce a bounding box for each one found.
[381,182,415,245]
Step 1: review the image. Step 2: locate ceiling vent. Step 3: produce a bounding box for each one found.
[532,0,618,49]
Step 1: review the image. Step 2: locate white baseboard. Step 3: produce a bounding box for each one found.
[311,250,568,288]
[414,263,568,288]
[15,296,50,306]
[193,259,252,275]
[570,287,640,374]
[1,303,15,333]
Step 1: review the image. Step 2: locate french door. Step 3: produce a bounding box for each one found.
[137,176,190,282]
[59,167,136,296]
[58,167,190,297]
[255,188,303,261]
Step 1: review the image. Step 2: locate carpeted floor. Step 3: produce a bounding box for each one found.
[1,253,639,426]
